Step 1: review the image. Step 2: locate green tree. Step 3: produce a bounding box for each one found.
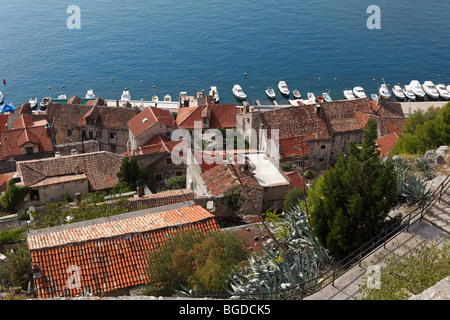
[392,102,450,155]
[146,229,249,296]
[223,186,243,212]
[0,180,30,212]
[283,187,305,213]
[309,118,398,259]
[114,156,149,192]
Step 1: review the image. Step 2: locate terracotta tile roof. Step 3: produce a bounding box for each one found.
[30,174,88,188]
[176,104,236,129]
[0,171,17,193]
[27,202,220,298]
[0,116,54,160]
[279,136,309,158]
[128,106,176,138]
[0,115,8,131]
[18,151,122,191]
[285,171,306,189]
[46,103,139,129]
[138,137,188,159]
[200,164,261,196]
[320,98,375,133]
[260,105,331,141]
[376,132,399,157]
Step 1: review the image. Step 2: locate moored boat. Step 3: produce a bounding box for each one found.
[378,83,391,98]
[343,89,355,100]
[209,86,219,102]
[121,89,131,101]
[307,92,316,102]
[0,92,3,104]
[85,89,95,99]
[371,94,378,102]
[322,92,332,102]
[29,97,38,109]
[402,85,416,100]
[232,84,247,100]
[293,89,301,99]
[422,81,439,100]
[278,81,290,96]
[39,97,51,111]
[265,87,276,100]
[392,85,405,100]
[353,86,367,98]
[436,84,450,100]
[409,80,426,99]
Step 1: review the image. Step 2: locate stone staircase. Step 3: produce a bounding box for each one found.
[422,187,450,235]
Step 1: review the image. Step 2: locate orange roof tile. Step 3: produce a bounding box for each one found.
[27,202,220,298]
[128,106,176,138]
[279,136,309,158]
[376,132,399,157]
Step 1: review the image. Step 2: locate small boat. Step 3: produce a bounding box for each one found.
[422,81,439,100]
[152,95,159,102]
[353,86,367,98]
[409,80,426,99]
[402,85,416,100]
[392,85,405,100]
[322,92,332,102]
[343,89,355,100]
[0,92,3,104]
[447,85,450,93]
[232,84,247,100]
[39,97,51,110]
[317,96,324,103]
[378,83,391,98]
[121,89,131,101]
[278,81,290,96]
[164,94,172,101]
[307,92,316,101]
[293,89,301,99]
[371,94,379,102]
[265,87,276,100]
[29,98,38,109]
[85,89,95,99]
[209,86,219,102]
[58,94,67,100]
[436,84,450,100]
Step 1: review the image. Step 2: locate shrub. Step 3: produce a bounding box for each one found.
[223,186,243,212]
[1,181,30,213]
[283,187,305,213]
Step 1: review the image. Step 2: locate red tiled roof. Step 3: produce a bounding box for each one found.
[279,136,309,158]
[200,164,261,196]
[260,105,331,141]
[27,203,220,298]
[176,104,236,129]
[285,171,306,189]
[0,171,17,193]
[128,106,176,138]
[0,115,54,160]
[30,174,88,188]
[18,151,122,191]
[376,132,399,157]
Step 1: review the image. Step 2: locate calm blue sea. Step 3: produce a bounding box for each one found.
[1,0,449,105]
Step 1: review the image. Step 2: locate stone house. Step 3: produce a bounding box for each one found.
[17,151,123,206]
[45,101,139,154]
[176,103,237,131]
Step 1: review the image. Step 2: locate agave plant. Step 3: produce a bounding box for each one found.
[415,157,434,180]
[227,203,333,300]
[401,175,432,205]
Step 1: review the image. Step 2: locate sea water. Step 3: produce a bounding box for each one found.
[0,0,449,105]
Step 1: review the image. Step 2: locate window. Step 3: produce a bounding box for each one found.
[321,145,326,149]
[175,171,183,177]
[165,157,173,165]
[154,173,163,181]
[110,144,116,153]
[88,131,93,140]
[96,131,102,138]
[110,132,117,139]
[319,157,325,162]
[67,129,72,136]
[25,146,33,154]
[295,160,303,167]
[82,131,86,138]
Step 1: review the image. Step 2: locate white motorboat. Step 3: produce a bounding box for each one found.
[209,86,219,102]
[409,80,426,99]
[293,89,301,99]
[232,84,247,100]
[353,86,367,98]
[278,81,290,96]
[121,89,131,101]
[436,84,450,100]
[343,89,355,100]
[29,97,38,109]
[58,95,67,100]
[323,92,332,102]
[422,81,439,100]
[392,85,405,100]
[265,87,276,100]
[164,94,172,102]
[307,92,316,102]
[378,83,391,98]
[447,85,450,93]
[39,97,51,110]
[85,89,95,99]
[402,85,416,100]
[371,94,378,102]
[0,92,4,104]
[152,95,159,102]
